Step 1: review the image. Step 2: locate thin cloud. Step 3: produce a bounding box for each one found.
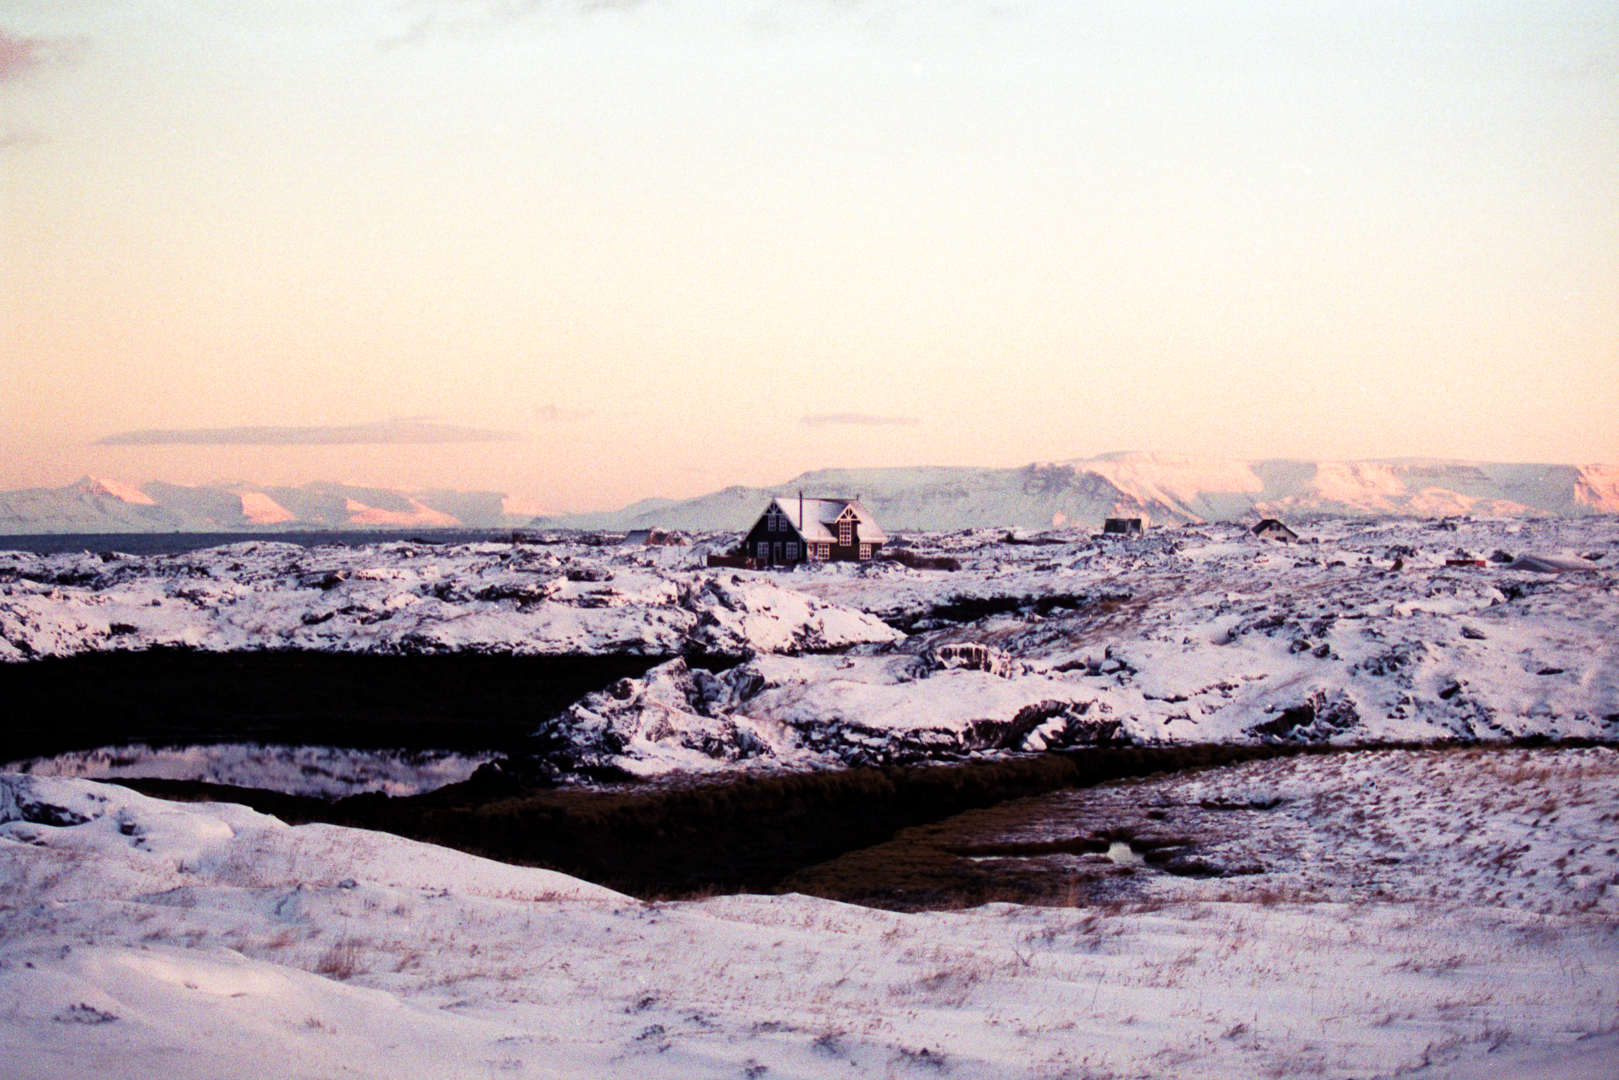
[533,404,589,421]
[380,0,652,47]
[97,419,525,447]
[0,30,86,83]
[0,127,46,151]
[800,413,922,428]
[0,31,45,81]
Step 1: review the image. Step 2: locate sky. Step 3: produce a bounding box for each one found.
[2,0,1616,513]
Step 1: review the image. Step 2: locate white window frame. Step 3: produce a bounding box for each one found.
[757,540,769,560]
[859,543,872,561]
[838,519,852,546]
[785,541,798,560]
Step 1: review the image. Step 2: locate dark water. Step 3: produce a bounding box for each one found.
[0,529,531,557]
[0,649,663,761]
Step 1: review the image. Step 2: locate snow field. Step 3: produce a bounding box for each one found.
[3,747,1617,1079]
[3,517,1616,780]
[0,541,898,663]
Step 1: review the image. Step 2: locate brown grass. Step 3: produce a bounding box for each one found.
[314,938,364,981]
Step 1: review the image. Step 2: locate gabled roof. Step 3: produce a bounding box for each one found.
[766,497,887,544]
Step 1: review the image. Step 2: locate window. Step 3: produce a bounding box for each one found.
[785,542,798,560]
[838,519,852,546]
[765,511,776,532]
[859,544,872,561]
[757,541,769,560]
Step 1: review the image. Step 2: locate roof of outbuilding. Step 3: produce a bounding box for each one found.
[765,497,888,545]
[1506,553,1601,573]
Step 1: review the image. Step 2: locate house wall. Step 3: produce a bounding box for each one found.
[741,504,807,568]
[828,519,867,563]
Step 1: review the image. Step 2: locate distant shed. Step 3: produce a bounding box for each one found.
[1252,519,1300,543]
[622,528,682,547]
[1506,554,1602,573]
[1102,518,1144,535]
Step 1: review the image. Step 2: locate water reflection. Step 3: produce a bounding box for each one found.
[5,743,496,799]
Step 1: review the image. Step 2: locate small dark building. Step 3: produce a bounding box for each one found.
[622,528,681,546]
[738,495,887,568]
[1102,518,1144,535]
[1252,519,1300,543]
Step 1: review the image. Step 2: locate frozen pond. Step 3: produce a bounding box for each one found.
[963,840,1144,866]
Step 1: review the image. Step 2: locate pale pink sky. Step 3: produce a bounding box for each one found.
[3,1,1616,513]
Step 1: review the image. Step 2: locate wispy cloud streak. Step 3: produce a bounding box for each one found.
[800,413,922,427]
[0,30,85,83]
[98,419,524,446]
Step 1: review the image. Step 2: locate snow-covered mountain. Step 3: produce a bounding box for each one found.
[0,478,537,534]
[3,455,1613,535]
[535,454,1619,532]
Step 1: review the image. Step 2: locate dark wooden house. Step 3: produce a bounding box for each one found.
[739,495,887,568]
[1102,517,1144,535]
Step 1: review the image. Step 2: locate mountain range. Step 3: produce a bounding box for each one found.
[533,454,1619,532]
[1,455,1614,535]
[0,478,536,535]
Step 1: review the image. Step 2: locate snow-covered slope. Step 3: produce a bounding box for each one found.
[3,753,1617,1079]
[535,455,1619,532]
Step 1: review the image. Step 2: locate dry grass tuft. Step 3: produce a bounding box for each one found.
[314,938,364,981]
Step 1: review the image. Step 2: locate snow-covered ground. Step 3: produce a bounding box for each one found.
[0,539,897,663]
[3,747,1616,1079]
[3,518,1616,781]
[3,521,1616,1076]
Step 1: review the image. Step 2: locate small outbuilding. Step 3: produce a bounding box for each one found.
[622,528,682,546]
[1252,519,1300,543]
[1505,553,1602,573]
[1103,518,1144,535]
[737,495,887,569]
